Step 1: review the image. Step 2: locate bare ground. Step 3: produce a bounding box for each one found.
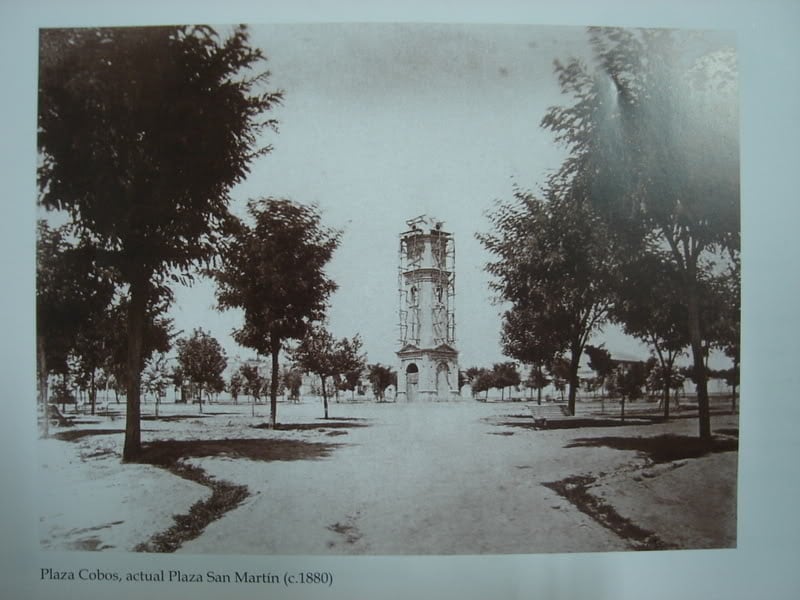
[37,400,738,554]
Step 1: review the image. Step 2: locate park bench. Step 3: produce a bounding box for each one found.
[527,403,570,429]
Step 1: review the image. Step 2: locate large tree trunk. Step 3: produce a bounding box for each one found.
[89,370,97,416]
[663,358,674,421]
[122,273,148,462]
[269,339,280,429]
[731,356,739,415]
[37,336,49,438]
[322,376,329,419]
[686,275,711,440]
[567,348,581,416]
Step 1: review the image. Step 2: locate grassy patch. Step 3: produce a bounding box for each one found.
[253,421,368,431]
[141,414,212,421]
[136,438,342,466]
[134,461,248,553]
[564,434,738,463]
[500,418,654,431]
[53,429,125,442]
[132,437,344,552]
[543,475,676,551]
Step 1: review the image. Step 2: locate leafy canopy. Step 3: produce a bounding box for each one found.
[38,25,283,280]
[176,328,228,398]
[213,198,341,355]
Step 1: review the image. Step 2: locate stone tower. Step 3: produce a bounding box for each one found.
[396,216,459,401]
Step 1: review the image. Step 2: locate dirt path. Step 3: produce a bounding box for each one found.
[38,401,737,554]
[177,404,642,554]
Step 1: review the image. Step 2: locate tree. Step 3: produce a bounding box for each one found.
[170,365,185,403]
[142,353,171,416]
[36,221,116,429]
[282,366,304,403]
[584,344,615,412]
[103,297,174,398]
[228,370,243,404]
[647,363,685,411]
[609,251,688,419]
[38,25,282,460]
[525,366,550,405]
[491,362,521,401]
[339,368,363,402]
[500,304,559,405]
[294,327,364,419]
[212,198,340,428]
[176,329,227,413]
[702,257,741,414]
[549,358,571,402]
[607,361,648,421]
[541,27,739,439]
[469,368,494,401]
[368,364,397,402]
[239,363,266,416]
[479,188,617,415]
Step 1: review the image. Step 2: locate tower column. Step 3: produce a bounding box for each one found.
[396,216,459,401]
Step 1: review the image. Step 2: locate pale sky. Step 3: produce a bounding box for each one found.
[170,23,588,368]
[98,23,730,370]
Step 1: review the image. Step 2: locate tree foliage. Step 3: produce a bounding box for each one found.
[282,366,304,402]
[525,365,550,404]
[142,353,171,414]
[368,364,397,402]
[542,27,739,438]
[293,327,364,419]
[609,251,688,418]
[212,198,340,427]
[465,367,494,400]
[606,361,649,421]
[176,328,227,412]
[238,363,267,409]
[338,367,363,401]
[36,221,116,428]
[479,188,617,415]
[38,25,282,459]
[228,370,243,404]
[491,362,521,401]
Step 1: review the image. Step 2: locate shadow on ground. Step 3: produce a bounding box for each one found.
[543,475,676,551]
[500,418,655,431]
[135,438,343,467]
[253,420,369,431]
[53,429,126,441]
[565,433,738,463]
[141,414,218,421]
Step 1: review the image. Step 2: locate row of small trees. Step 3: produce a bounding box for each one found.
[479,28,740,440]
[461,353,735,410]
[36,26,397,459]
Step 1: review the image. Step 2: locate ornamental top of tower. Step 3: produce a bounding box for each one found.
[404,214,447,235]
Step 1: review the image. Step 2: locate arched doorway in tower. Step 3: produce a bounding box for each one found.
[436,362,451,399]
[406,363,419,402]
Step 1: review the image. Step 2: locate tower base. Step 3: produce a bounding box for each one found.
[396,344,459,402]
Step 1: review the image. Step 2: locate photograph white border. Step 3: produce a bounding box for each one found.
[2,1,799,598]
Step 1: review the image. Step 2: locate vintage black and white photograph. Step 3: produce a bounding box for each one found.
[35,22,739,556]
